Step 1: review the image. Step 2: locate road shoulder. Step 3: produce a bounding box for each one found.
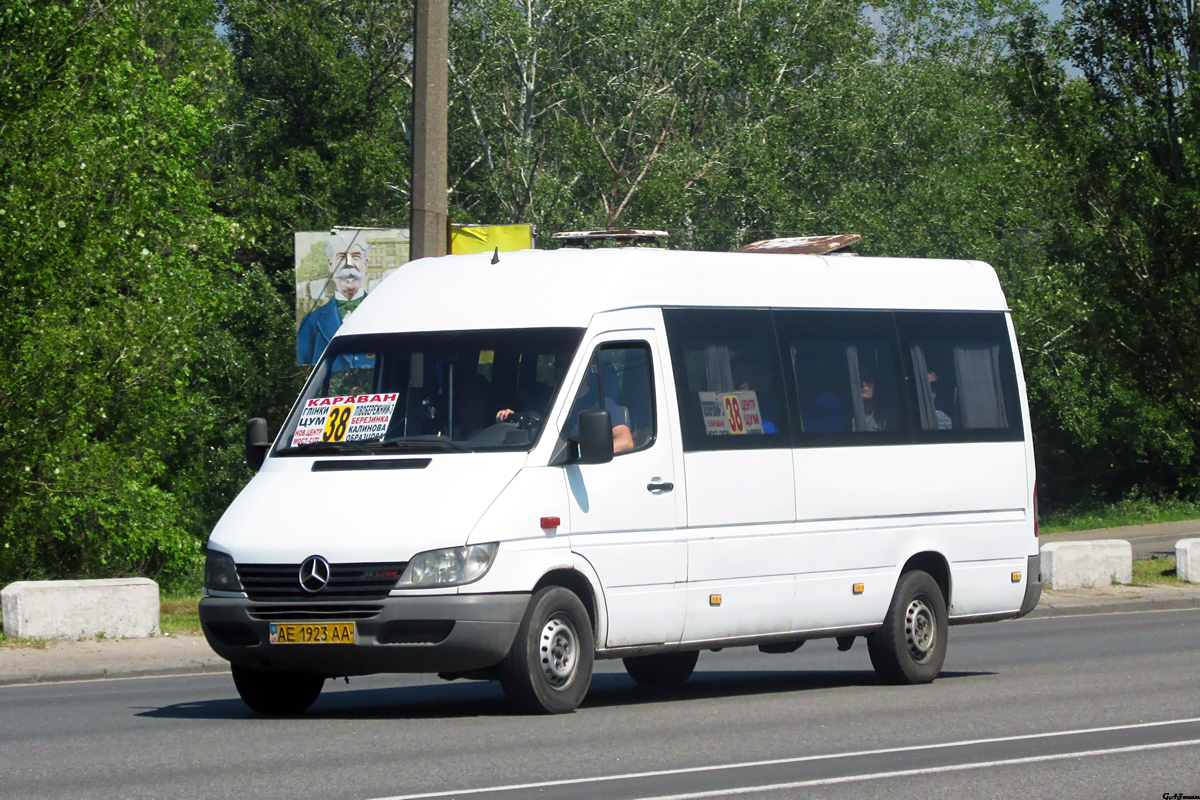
[0,634,227,686]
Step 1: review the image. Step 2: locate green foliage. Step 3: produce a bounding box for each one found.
[1039,492,1200,533]
[0,0,302,592]
[217,0,414,274]
[5,0,1200,592]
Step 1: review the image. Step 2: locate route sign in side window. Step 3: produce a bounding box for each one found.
[895,311,1024,443]
[663,308,789,452]
[775,310,909,448]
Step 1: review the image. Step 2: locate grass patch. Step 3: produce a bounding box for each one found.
[160,595,203,636]
[0,626,54,650]
[1040,496,1200,534]
[1131,557,1182,586]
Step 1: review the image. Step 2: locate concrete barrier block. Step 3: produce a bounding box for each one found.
[1178,539,1200,583]
[1040,540,1133,590]
[1,578,159,639]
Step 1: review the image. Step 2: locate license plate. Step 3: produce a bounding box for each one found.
[269,622,357,645]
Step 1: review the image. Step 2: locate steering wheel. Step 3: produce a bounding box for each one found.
[512,410,543,431]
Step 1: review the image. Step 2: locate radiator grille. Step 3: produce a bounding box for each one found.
[247,604,383,622]
[238,562,406,600]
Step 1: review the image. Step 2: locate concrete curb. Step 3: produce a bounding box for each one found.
[1025,594,1200,618]
[0,660,230,687]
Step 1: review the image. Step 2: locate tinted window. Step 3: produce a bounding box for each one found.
[564,342,655,454]
[896,311,1023,442]
[775,310,908,446]
[663,308,789,452]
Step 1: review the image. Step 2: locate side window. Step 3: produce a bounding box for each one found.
[895,311,1023,442]
[776,310,908,446]
[663,308,789,452]
[565,342,655,454]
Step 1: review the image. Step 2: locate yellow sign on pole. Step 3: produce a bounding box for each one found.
[450,224,533,254]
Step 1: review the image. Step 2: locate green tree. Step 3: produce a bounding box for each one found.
[0,0,243,588]
[217,0,414,274]
[1024,0,1200,503]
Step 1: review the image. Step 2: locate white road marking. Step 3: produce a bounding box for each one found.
[383,716,1200,799]
[634,739,1200,799]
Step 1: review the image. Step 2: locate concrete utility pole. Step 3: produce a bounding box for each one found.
[410,0,449,259]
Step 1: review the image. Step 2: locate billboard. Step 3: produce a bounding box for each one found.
[294,227,410,366]
[450,224,533,255]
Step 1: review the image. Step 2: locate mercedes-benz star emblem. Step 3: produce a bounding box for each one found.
[299,555,331,593]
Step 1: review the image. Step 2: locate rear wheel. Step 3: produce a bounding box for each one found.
[867,570,948,684]
[500,586,594,714]
[623,650,699,687]
[231,665,325,714]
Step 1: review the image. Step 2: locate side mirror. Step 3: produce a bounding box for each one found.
[245,417,271,472]
[577,409,614,465]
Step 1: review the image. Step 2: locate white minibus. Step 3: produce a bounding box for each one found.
[200,247,1040,714]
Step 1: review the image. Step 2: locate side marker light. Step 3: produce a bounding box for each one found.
[852,583,864,595]
[540,516,561,530]
[709,594,722,606]
[1012,571,1022,583]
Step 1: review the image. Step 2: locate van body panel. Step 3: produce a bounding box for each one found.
[463,465,568,548]
[207,454,524,563]
[683,450,795,527]
[340,251,1009,337]
[682,574,796,641]
[792,568,893,630]
[564,321,688,648]
[947,559,1026,617]
[793,443,1027,526]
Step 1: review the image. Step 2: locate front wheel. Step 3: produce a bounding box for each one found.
[500,586,594,714]
[623,650,699,687]
[231,665,325,714]
[867,570,948,684]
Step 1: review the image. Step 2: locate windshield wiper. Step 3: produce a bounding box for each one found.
[276,440,372,457]
[378,437,471,453]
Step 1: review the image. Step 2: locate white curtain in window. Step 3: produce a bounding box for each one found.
[846,345,867,431]
[954,344,1008,428]
[705,345,734,392]
[910,346,938,430]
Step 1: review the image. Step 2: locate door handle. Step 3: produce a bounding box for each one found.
[647,481,674,493]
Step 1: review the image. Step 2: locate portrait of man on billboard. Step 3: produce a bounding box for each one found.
[297,228,374,367]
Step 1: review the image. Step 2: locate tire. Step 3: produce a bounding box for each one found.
[623,650,699,687]
[500,586,594,714]
[231,665,325,715]
[867,570,948,685]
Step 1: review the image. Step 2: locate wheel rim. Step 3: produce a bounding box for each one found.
[904,597,937,664]
[539,614,578,690]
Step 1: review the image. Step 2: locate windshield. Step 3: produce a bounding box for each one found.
[275,328,584,456]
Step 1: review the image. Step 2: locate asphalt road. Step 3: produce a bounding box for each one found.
[1,608,1197,800]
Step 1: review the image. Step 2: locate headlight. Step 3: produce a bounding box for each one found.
[396,543,498,588]
[204,549,244,593]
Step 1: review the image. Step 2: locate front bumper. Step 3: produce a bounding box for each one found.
[199,592,529,676]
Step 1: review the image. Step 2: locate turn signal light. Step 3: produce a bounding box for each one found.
[852,583,864,595]
[1012,571,1022,583]
[709,594,722,606]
